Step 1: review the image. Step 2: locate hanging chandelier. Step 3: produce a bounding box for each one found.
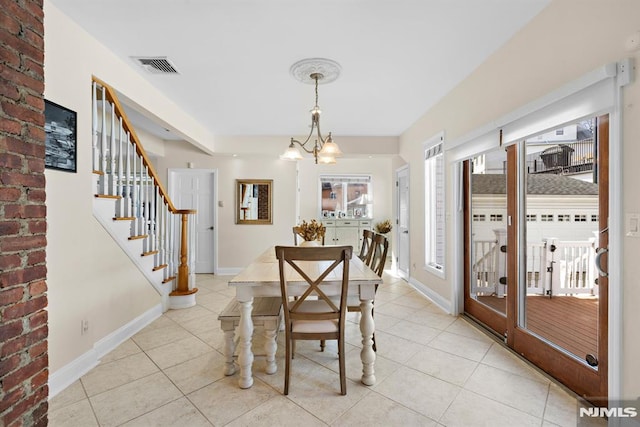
[281,58,343,164]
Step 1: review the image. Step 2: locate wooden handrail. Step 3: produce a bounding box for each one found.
[92,76,179,213]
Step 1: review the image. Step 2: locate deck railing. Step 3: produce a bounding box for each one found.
[91,77,197,299]
[472,229,597,297]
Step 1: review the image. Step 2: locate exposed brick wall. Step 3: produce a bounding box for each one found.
[0,0,48,426]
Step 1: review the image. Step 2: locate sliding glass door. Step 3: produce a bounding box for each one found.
[464,115,609,402]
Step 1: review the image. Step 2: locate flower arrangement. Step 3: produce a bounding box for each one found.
[375,219,393,234]
[297,219,326,241]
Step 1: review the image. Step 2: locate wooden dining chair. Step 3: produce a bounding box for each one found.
[365,234,388,352]
[322,233,388,352]
[358,229,376,264]
[368,233,389,277]
[275,245,352,395]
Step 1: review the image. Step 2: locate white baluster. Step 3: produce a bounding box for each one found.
[92,82,99,174]
[151,183,157,257]
[164,206,170,279]
[143,167,150,252]
[188,212,196,288]
[139,163,145,246]
[155,192,162,267]
[168,212,175,280]
[100,86,107,194]
[108,102,116,196]
[123,135,131,218]
[160,194,166,269]
[149,177,156,253]
[117,118,125,217]
[132,145,139,235]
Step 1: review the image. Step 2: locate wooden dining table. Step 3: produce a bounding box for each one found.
[228,246,382,389]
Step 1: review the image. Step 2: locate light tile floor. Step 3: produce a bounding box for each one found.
[48,273,599,426]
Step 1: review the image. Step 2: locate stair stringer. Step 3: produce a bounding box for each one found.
[92,197,172,311]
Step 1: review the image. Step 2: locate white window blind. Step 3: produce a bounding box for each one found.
[424,134,445,275]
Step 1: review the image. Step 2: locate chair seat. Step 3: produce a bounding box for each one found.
[291,300,335,313]
[292,319,338,333]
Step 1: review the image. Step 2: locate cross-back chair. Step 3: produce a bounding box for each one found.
[322,233,388,353]
[358,229,376,264]
[368,233,389,277]
[275,245,352,395]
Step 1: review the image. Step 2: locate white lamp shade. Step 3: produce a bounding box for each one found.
[318,140,342,157]
[317,154,336,164]
[280,144,303,161]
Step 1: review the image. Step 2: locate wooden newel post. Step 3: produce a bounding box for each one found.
[171,209,198,296]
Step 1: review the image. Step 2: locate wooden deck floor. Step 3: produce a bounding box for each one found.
[477,295,598,362]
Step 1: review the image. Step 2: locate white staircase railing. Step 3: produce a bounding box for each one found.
[91,77,197,309]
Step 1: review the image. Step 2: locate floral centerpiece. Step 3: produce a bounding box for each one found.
[298,219,326,242]
[374,219,393,234]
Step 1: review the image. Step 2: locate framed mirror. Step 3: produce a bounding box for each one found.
[236,179,273,224]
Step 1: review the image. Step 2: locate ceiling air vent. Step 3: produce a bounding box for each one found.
[132,56,179,75]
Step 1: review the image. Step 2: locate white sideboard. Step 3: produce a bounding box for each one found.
[322,219,372,252]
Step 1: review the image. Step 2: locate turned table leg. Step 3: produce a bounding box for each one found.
[221,325,236,376]
[237,298,254,388]
[360,299,376,386]
[263,318,278,375]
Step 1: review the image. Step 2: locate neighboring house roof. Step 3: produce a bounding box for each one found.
[472,174,598,195]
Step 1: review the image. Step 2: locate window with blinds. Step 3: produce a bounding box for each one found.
[320,175,373,219]
[424,137,445,275]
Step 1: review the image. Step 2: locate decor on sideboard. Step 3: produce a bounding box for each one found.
[280,58,343,165]
[44,99,77,172]
[297,219,326,242]
[375,219,393,234]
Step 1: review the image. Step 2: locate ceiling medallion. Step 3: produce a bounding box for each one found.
[289,58,342,85]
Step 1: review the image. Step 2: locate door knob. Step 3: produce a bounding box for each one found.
[208,226,214,230]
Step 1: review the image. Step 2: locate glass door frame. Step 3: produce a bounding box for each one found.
[509,116,609,404]
[463,116,609,403]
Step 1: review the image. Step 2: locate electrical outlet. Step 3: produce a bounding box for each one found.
[81,319,89,335]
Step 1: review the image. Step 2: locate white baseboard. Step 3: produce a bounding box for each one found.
[48,348,99,400]
[93,304,162,359]
[408,277,452,314]
[48,303,162,399]
[216,267,242,276]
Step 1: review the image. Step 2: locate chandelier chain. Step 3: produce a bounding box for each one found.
[283,60,341,164]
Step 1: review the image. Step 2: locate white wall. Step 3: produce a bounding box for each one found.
[399,0,640,400]
[44,4,165,372]
[154,144,299,269]
[153,143,398,270]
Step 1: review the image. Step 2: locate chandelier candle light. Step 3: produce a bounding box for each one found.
[281,58,343,164]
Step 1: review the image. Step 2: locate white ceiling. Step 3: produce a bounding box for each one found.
[50,0,550,141]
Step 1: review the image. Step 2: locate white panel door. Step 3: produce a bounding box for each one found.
[396,167,410,279]
[169,169,216,273]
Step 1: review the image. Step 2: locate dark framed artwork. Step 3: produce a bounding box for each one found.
[44,99,77,172]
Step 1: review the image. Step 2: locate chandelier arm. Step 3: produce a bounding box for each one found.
[315,120,326,145]
[290,137,314,154]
